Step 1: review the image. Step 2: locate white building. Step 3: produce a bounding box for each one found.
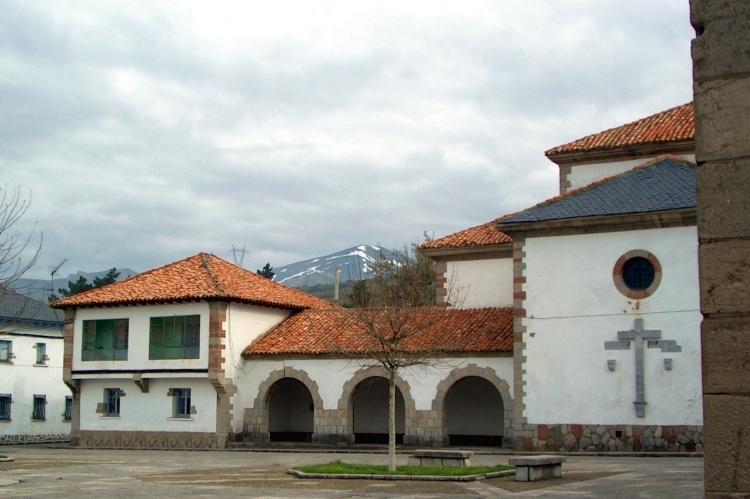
[423,101,702,451]
[0,288,71,443]
[53,102,701,452]
[52,253,513,448]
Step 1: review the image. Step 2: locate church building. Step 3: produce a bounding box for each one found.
[52,102,702,451]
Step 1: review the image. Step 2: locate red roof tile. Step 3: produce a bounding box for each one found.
[243,307,513,356]
[545,102,694,157]
[51,253,330,310]
[420,221,512,251]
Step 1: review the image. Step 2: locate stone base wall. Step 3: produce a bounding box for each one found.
[0,434,70,445]
[78,430,221,449]
[533,424,703,452]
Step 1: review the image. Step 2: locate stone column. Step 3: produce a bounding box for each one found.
[61,309,81,446]
[691,1,750,496]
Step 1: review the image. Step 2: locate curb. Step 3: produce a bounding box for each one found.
[28,444,703,458]
[288,468,515,482]
[0,456,14,463]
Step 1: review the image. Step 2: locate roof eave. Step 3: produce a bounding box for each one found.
[497,207,697,236]
[419,243,513,259]
[51,296,317,311]
[545,140,695,166]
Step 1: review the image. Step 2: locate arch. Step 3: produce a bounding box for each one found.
[337,366,416,444]
[432,364,513,446]
[267,378,314,442]
[251,367,324,441]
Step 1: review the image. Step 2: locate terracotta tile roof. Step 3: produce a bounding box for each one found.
[498,156,696,226]
[243,307,513,356]
[51,253,330,310]
[420,221,512,251]
[545,102,694,157]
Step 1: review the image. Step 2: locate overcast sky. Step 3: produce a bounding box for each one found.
[2,0,695,279]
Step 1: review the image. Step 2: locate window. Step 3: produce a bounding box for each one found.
[0,395,11,420]
[172,388,191,418]
[622,257,655,290]
[32,395,46,420]
[613,250,662,299]
[149,315,200,360]
[35,343,47,365]
[64,396,72,421]
[82,319,129,361]
[0,340,11,362]
[104,389,120,417]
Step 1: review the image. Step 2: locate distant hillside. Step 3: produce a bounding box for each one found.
[10,268,137,302]
[273,245,397,289]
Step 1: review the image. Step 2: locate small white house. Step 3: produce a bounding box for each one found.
[0,289,71,443]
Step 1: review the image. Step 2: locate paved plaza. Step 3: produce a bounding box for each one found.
[0,446,703,498]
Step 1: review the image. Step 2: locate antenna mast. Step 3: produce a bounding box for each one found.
[49,258,67,293]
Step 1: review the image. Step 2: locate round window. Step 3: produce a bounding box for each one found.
[613,250,662,299]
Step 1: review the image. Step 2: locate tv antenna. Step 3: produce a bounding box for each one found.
[230,244,248,267]
[48,258,67,292]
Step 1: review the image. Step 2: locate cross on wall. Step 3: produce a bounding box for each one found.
[604,318,682,418]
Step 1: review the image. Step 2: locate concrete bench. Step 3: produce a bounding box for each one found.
[407,449,474,468]
[508,455,565,481]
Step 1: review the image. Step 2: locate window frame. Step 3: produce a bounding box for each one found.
[0,340,12,363]
[0,394,11,421]
[35,342,47,366]
[103,388,121,417]
[63,396,72,421]
[81,319,129,361]
[149,315,200,360]
[32,394,46,421]
[172,388,192,418]
[613,250,663,300]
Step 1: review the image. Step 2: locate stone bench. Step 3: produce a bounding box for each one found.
[407,449,473,468]
[508,455,565,481]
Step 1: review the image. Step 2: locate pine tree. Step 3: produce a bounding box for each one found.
[257,263,275,280]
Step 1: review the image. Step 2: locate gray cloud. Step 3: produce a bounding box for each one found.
[0,0,694,278]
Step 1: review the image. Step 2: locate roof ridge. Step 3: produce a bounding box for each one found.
[200,253,225,295]
[496,156,695,225]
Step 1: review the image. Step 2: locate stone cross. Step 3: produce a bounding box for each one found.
[604,318,680,417]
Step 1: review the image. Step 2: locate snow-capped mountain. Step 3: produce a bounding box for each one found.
[273,245,397,289]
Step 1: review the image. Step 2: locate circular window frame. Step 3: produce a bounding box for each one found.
[612,250,662,299]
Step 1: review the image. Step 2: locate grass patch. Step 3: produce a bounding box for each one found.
[294,460,513,477]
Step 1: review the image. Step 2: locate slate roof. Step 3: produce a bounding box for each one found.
[545,102,694,158]
[244,307,514,356]
[421,221,512,251]
[0,288,63,326]
[51,253,330,310]
[498,157,696,226]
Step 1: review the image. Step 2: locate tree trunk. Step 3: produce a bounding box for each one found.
[388,370,397,472]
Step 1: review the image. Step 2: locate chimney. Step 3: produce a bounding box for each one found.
[333,267,341,304]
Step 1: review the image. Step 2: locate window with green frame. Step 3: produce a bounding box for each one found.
[82,319,129,361]
[149,315,200,360]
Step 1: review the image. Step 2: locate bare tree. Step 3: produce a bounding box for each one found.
[0,187,42,288]
[342,242,463,471]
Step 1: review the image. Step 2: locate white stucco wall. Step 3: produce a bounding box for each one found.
[568,154,695,191]
[234,356,514,434]
[224,303,291,380]
[73,302,210,371]
[80,378,216,432]
[522,226,702,425]
[446,258,513,308]
[0,329,71,437]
